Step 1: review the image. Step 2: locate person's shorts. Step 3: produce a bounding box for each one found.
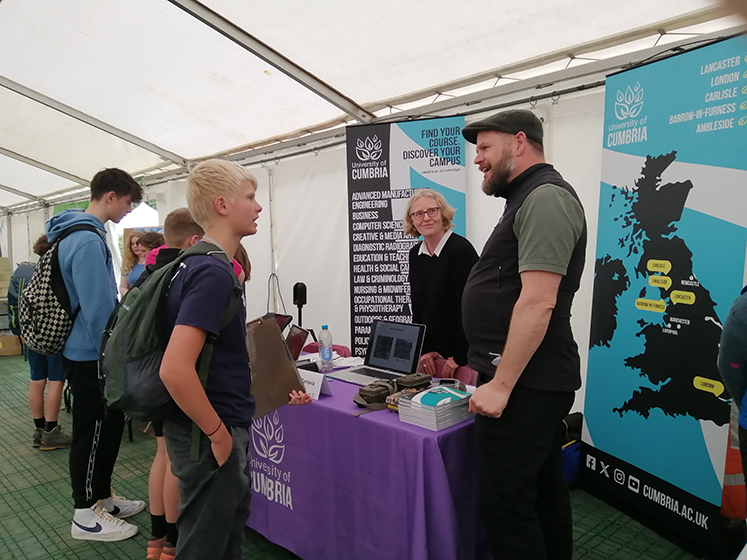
[27,348,65,382]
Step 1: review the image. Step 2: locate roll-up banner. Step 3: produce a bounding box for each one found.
[346,116,466,356]
[584,35,747,548]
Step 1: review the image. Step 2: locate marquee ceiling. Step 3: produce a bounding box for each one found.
[0,0,741,211]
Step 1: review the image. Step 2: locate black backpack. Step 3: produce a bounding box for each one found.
[8,262,36,336]
[19,224,104,355]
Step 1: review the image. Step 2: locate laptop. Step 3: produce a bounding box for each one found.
[285,324,310,361]
[273,313,293,333]
[327,320,426,386]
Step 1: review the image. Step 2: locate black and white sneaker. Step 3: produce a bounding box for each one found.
[100,494,146,518]
[71,503,138,542]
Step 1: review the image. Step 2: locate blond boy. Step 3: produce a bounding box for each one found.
[159,160,307,560]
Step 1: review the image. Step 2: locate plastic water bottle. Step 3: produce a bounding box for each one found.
[319,325,333,372]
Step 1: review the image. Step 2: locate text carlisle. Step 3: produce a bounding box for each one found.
[704,87,738,102]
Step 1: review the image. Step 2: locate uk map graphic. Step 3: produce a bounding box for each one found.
[590,152,730,426]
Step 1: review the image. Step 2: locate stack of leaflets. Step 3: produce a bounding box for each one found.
[398,386,473,431]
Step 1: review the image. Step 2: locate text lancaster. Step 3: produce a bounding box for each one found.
[700,56,741,74]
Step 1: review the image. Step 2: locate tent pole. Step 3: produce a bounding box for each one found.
[266,164,279,312]
[7,214,13,267]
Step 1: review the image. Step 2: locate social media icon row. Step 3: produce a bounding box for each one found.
[585,454,640,493]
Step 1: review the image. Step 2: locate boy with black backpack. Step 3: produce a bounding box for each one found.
[45,168,146,542]
[10,235,72,451]
[159,159,308,560]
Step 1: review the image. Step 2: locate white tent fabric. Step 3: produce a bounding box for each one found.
[0,0,740,212]
[1,0,745,411]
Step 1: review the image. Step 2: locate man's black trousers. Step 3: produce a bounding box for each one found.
[475,381,575,560]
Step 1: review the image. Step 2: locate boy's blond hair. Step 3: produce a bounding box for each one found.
[187,159,257,229]
[163,207,204,248]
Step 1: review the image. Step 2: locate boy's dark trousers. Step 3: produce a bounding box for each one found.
[67,359,125,508]
[164,419,252,560]
[475,381,575,560]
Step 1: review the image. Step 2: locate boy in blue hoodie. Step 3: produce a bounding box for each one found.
[46,168,146,542]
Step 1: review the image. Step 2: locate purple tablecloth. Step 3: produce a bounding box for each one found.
[247,378,491,560]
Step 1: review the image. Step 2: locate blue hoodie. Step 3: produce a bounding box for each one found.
[46,209,117,361]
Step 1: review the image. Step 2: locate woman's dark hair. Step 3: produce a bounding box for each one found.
[137,231,165,251]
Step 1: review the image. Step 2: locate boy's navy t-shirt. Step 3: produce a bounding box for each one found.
[163,254,255,428]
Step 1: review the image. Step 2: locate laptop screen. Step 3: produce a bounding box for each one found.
[285,324,309,361]
[364,320,426,374]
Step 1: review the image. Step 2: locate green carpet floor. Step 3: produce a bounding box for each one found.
[0,354,713,559]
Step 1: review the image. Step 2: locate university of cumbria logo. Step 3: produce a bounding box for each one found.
[615,82,644,120]
[355,135,383,161]
[252,410,285,464]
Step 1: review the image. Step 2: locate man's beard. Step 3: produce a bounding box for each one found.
[482,146,516,197]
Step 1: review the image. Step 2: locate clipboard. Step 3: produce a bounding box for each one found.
[246,313,306,419]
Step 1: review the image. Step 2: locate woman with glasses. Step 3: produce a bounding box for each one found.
[404,189,479,381]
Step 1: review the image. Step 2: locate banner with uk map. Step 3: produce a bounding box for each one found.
[582,35,747,547]
[346,116,466,356]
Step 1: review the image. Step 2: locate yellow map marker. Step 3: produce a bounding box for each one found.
[647,259,671,274]
[649,276,672,290]
[693,376,724,397]
[635,298,667,312]
[671,291,695,305]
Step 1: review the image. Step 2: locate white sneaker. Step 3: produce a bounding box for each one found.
[71,503,138,542]
[100,494,146,518]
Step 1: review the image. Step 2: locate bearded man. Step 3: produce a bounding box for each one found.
[461,109,587,560]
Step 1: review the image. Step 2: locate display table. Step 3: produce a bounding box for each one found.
[247,378,491,560]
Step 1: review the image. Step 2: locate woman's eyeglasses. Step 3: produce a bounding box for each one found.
[410,207,440,221]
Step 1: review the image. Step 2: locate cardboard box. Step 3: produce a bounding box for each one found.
[0,334,22,356]
[0,257,11,298]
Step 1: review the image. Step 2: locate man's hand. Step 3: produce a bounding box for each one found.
[288,390,312,405]
[210,423,233,467]
[419,351,443,376]
[468,381,512,418]
[440,357,459,378]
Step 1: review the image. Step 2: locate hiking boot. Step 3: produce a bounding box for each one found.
[40,426,72,450]
[32,428,43,448]
[100,494,146,518]
[71,503,138,542]
[147,536,165,560]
